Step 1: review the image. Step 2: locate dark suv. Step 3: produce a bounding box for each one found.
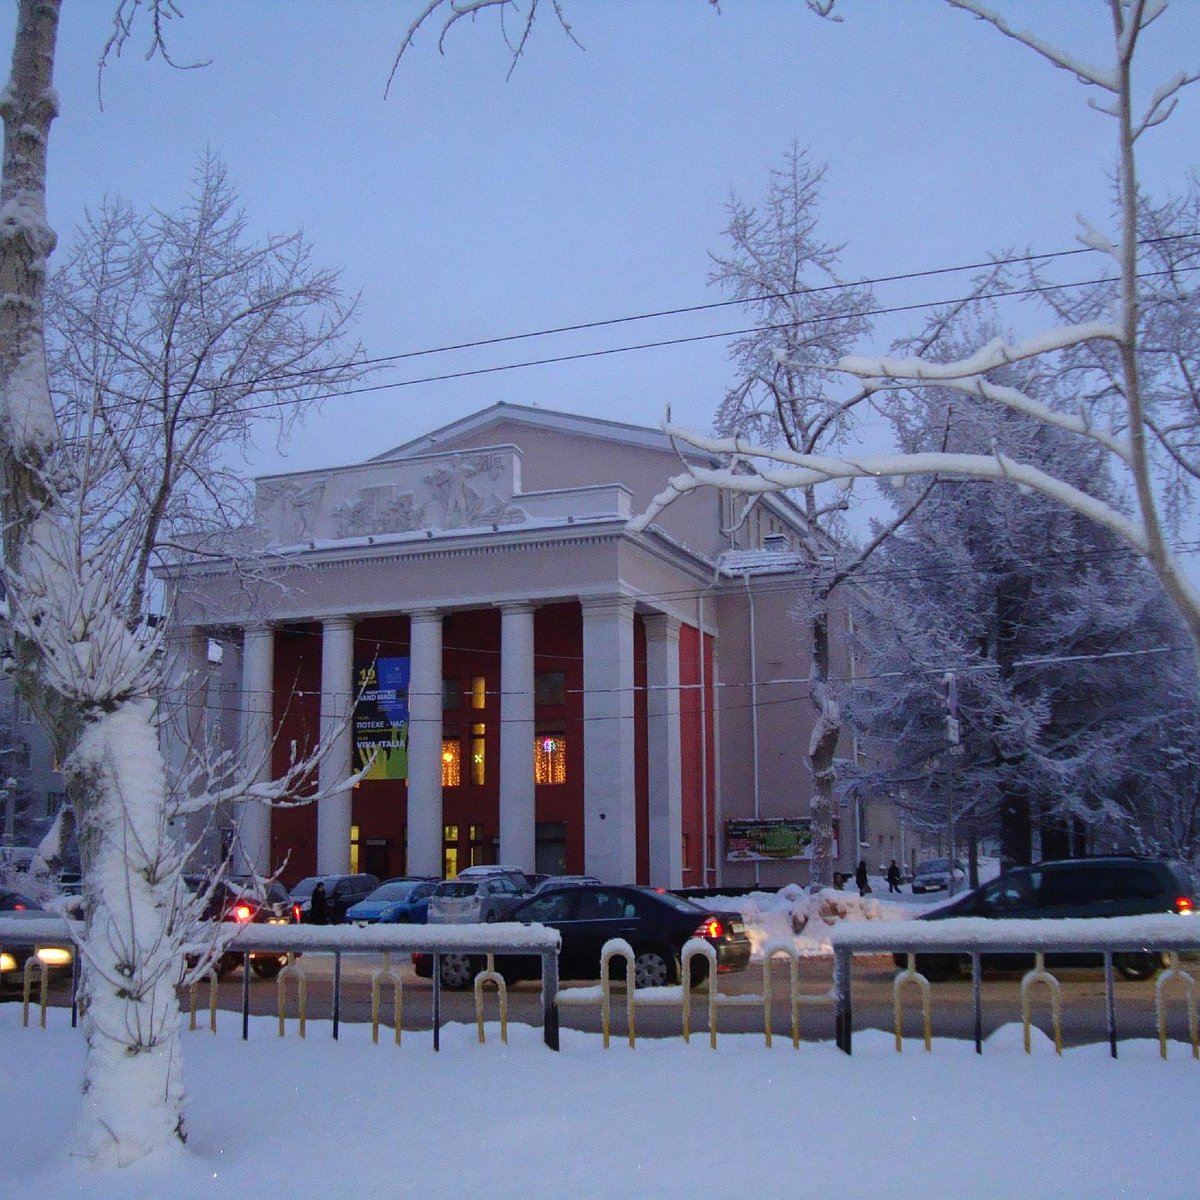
[902,856,1195,981]
[289,873,381,924]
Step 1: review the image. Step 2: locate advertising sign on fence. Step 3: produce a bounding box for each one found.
[354,657,410,780]
[725,817,837,862]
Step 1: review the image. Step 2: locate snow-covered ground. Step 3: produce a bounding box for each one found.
[3,1004,1194,1200]
[15,864,1188,1200]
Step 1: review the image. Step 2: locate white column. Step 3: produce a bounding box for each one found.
[406,609,444,876]
[581,595,637,884]
[317,616,355,874]
[499,602,536,872]
[238,624,274,876]
[644,612,683,888]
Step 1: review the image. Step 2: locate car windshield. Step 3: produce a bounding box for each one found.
[366,882,421,902]
[918,860,950,872]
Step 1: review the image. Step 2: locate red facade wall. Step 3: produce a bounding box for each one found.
[679,624,716,888]
[269,603,615,886]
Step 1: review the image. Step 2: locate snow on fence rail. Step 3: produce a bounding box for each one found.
[4,914,1199,1059]
[830,915,1200,1058]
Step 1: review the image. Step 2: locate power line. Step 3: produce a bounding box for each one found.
[55,232,1200,424]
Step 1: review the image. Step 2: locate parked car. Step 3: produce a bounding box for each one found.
[911,858,966,894]
[0,889,73,993]
[289,873,380,924]
[186,875,296,980]
[425,872,531,925]
[346,879,437,925]
[414,883,752,990]
[898,856,1196,981]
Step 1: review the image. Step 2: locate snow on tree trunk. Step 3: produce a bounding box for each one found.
[70,700,187,1165]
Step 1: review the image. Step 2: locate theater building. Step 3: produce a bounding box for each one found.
[165,403,864,889]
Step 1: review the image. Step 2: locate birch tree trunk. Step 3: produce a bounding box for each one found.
[0,0,188,1165]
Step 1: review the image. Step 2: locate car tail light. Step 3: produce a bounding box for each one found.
[1176,895,1194,915]
[293,903,302,923]
[12,902,25,911]
[695,917,724,939]
[233,903,255,923]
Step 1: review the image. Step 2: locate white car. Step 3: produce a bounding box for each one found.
[426,872,530,924]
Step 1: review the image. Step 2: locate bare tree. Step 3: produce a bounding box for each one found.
[0,0,366,1164]
[634,2,1200,688]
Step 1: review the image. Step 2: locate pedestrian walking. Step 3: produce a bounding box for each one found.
[886,859,902,893]
[855,859,870,896]
[309,881,330,925]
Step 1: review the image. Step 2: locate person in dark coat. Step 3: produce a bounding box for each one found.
[308,881,330,925]
[886,859,902,893]
[855,860,870,896]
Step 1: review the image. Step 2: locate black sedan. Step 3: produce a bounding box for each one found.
[0,889,73,993]
[414,884,752,990]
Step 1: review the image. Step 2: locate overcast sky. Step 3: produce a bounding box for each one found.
[9,1,1199,480]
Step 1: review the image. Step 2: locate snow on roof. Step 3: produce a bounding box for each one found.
[717,548,807,576]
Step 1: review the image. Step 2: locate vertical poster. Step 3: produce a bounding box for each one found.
[354,657,410,780]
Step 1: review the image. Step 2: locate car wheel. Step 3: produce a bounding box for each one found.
[632,948,674,989]
[214,953,238,980]
[439,953,477,990]
[250,956,284,980]
[1114,951,1161,982]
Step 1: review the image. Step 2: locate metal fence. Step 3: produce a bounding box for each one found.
[3,913,1198,1059]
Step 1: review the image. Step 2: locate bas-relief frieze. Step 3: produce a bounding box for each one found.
[255,478,327,543]
[333,486,426,538]
[257,450,523,543]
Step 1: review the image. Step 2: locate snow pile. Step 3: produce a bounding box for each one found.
[702,885,914,958]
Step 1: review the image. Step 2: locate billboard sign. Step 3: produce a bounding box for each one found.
[354,657,410,780]
[724,817,838,862]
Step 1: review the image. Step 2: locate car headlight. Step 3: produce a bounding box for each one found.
[0,952,16,973]
[36,947,72,967]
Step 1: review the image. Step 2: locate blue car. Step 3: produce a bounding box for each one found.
[345,879,437,925]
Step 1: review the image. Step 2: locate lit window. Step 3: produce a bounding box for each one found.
[441,739,461,787]
[350,824,360,874]
[471,676,487,710]
[534,734,567,785]
[443,824,459,879]
[471,723,486,786]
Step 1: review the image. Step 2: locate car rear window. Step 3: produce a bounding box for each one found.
[435,882,479,898]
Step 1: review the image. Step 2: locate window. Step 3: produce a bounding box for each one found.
[349,824,360,874]
[442,679,460,710]
[469,824,487,867]
[535,671,566,706]
[471,723,486,785]
[520,892,576,923]
[441,739,461,787]
[443,824,459,879]
[470,676,487,710]
[534,734,567,784]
